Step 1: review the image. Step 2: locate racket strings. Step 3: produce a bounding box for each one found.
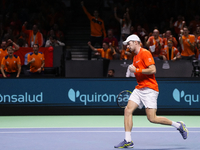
[117,90,132,108]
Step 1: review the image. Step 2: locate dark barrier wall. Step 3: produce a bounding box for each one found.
[65,60,195,78]
[65,60,104,77]
[0,78,200,115]
[154,60,194,77]
[108,60,194,77]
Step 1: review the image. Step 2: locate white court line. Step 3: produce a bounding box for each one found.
[0,127,199,129]
[0,131,199,134]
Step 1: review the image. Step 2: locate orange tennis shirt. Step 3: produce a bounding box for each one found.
[1,55,21,73]
[133,48,159,92]
[27,52,45,73]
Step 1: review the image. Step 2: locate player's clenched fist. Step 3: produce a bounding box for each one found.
[129,65,136,73]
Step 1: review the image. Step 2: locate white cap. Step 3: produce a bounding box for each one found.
[123,34,141,45]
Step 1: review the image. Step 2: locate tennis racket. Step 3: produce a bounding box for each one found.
[116,90,132,108]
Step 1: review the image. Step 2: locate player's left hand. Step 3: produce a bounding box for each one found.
[129,65,136,73]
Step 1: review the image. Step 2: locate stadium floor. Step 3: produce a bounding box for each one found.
[0,115,199,150]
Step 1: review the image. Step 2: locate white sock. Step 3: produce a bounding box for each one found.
[125,132,131,142]
[171,121,181,129]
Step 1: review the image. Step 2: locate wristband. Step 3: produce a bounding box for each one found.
[135,68,142,73]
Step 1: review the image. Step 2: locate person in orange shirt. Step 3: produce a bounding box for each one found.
[0,39,20,76]
[144,29,163,60]
[22,22,44,47]
[1,46,21,78]
[87,41,115,60]
[160,40,181,61]
[27,44,45,75]
[114,34,188,148]
[81,1,106,60]
[162,30,178,48]
[179,26,195,60]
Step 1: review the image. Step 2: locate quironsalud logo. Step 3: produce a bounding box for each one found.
[172,88,199,105]
[68,89,80,102]
[67,88,116,105]
[172,89,185,102]
[0,92,43,103]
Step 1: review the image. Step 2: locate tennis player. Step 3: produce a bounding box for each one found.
[114,34,188,148]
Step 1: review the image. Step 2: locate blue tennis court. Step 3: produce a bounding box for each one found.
[0,127,199,150]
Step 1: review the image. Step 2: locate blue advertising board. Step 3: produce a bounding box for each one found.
[0,78,200,110]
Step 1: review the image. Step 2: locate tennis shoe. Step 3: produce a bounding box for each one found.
[177,121,188,139]
[114,139,134,148]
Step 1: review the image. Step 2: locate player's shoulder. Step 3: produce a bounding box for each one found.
[140,48,153,58]
[141,48,151,54]
[38,52,43,54]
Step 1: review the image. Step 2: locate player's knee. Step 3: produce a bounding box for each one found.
[124,107,132,116]
[147,116,157,123]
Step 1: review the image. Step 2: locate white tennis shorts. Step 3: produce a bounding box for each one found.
[129,87,159,109]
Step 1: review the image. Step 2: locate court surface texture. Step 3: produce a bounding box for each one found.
[0,115,199,150]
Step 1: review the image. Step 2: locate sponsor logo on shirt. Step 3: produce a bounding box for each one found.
[136,60,140,63]
[148,58,152,62]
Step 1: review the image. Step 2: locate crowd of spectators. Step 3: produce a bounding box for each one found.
[82,0,200,62]
[0,0,68,77]
[0,0,66,48]
[1,0,200,78]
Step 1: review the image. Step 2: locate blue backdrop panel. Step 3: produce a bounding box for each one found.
[0,78,200,110]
